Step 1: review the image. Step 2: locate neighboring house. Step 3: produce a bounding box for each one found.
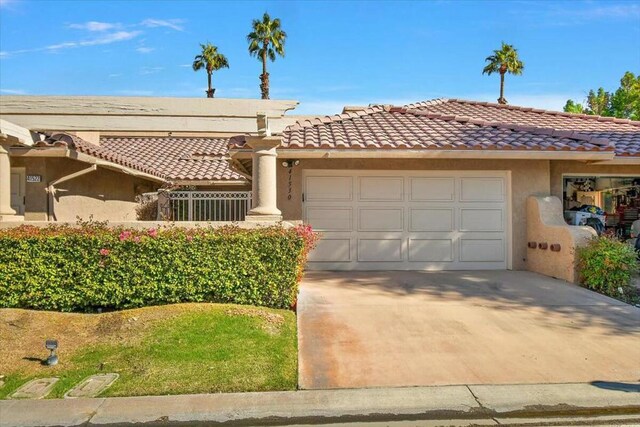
[0,96,298,221]
[229,99,640,275]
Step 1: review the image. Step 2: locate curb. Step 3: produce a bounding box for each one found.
[1,382,639,426]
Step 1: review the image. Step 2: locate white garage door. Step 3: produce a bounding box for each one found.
[304,170,509,270]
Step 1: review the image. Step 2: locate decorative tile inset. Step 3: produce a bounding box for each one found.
[64,373,119,398]
[10,378,59,399]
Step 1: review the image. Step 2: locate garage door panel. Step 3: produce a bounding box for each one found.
[359,177,404,201]
[409,208,454,231]
[358,238,403,262]
[460,177,504,202]
[410,177,455,201]
[408,238,454,262]
[309,237,351,262]
[306,176,353,201]
[358,207,404,231]
[305,171,508,270]
[459,238,504,262]
[306,207,352,231]
[460,208,504,232]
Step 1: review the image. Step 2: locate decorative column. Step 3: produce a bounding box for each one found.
[0,143,18,221]
[245,135,282,222]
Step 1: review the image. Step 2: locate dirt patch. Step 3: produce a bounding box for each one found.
[225,307,285,335]
[0,303,226,376]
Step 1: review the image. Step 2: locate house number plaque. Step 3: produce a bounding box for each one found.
[27,175,42,183]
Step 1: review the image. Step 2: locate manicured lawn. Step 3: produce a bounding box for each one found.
[0,303,297,398]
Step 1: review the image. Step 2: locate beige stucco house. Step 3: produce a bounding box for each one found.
[1,95,639,282]
[0,96,298,222]
[229,99,639,279]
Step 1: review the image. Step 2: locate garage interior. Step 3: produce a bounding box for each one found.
[562,175,640,238]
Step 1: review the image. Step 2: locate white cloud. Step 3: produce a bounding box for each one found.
[2,30,142,57]
[3,17,185,58]
[139,66,164,75]
[68,21,121,32]
[0,88,26,94]
[0,0,19,10]
[108,73,122,78]
[179,64,192,68]
[46,31,142,51]
[140,18,184,31]
[557,4,640,20]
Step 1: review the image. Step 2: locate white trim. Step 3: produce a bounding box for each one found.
[587,158,640,165]
[172,180,248,186]
[9,146,165,183]
[506,170,513,270]
[233,148,615,161]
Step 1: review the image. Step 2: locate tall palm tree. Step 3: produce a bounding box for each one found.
[192,43,229,98]
[482,42,524,104]
[247,12,287,99]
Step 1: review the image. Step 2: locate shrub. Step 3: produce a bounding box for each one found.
[577,236,638,298]
[0,223,318,312]
[135,197,158,221]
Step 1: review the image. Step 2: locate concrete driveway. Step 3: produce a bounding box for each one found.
[297,271,640,390]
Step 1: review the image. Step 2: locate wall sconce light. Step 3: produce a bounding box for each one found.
[45,339,58,366]
[281,160,300,168]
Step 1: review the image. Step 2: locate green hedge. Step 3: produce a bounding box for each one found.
[577,236,638,300]
[0,224,318,312]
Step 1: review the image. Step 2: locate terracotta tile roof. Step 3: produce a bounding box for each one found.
[407,99,640,156]
[34,134,247,182]
[229,105,615,154]
[99,136,246,181]
[34,134,166,179]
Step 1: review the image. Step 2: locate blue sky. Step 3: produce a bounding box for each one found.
[0,0,639,115]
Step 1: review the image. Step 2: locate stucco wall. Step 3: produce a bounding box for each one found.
[550,161,640,200]
[276,158,551,271]
[11,157,158,222]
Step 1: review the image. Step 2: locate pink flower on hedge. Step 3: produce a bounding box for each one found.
[148,228,158,238]
[99,248,110,256]
[133,236,141,243]
[119,231,132,241]
[186,235,193,242]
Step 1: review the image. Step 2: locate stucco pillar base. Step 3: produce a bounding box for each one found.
[0,215,24,222]
[244,213,282,223]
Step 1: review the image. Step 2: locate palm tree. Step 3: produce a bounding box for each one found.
[247,12,287,99]
[192,43,229,98]
[482,42,524,104]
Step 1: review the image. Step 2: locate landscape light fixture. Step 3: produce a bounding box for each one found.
[281,159,300,168]
[45,339,58,366]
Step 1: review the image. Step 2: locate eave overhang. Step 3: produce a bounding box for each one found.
[229,148,616,161]
[9,146,167,183]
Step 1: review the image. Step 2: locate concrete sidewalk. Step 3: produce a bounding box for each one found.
[1,382,639,426]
